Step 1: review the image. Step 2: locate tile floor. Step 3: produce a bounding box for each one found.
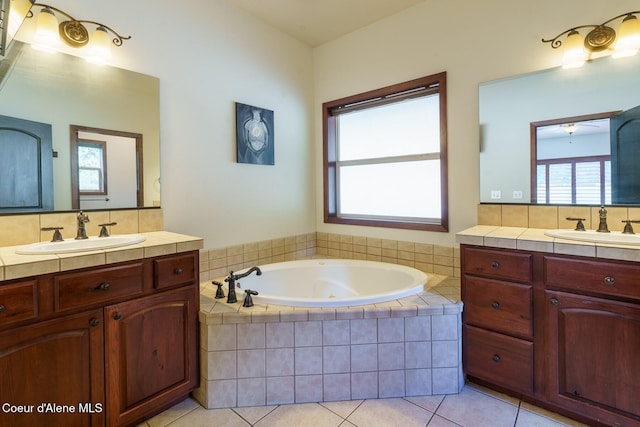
[140,382,589,427]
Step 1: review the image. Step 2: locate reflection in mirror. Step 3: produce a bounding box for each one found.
[531,112,618,205]
[0,41,160,212]
[479,53,640,205]
[0,0,32,57]
[71,126,143,210]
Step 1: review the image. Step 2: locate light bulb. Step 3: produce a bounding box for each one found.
[86,26,112,64]
[562,30,588,69]
[613,14,640,58]
[33,7,61,52]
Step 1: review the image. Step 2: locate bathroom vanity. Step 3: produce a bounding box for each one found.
[458,226,640,427]
[0,232,202,427]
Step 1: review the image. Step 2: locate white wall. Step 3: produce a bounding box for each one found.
[313,0,639,246]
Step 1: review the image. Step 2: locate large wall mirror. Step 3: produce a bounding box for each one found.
[479,53,640,205]
[0,41,160,212]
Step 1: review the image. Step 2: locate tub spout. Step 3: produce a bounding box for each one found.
[224,267,262,304]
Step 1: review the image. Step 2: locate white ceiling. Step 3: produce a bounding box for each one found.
[227,0,426,47]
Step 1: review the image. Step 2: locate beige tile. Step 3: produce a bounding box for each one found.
[138,208,163,232]
[528,205,558,229]
[110,210,140,233]
[501,205,528,227]
[477,204,502,225]
[558,206,591,230]
[347,398,433,427]
[59,252,106,271]
[436,386,518,427]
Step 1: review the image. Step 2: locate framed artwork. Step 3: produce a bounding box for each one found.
[235,102,274,165]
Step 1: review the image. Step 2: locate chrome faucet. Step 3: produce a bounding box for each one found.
[224,266,262,303]
[75,211,90,240]
[597,205,609,233]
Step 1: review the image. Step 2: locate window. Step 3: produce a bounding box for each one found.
[77,140,107,195]
[536,155,610,204]
[323,72,448,231]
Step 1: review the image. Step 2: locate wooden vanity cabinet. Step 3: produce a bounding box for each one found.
[105,286,198,426]
[461,246,534,395]
[0,250,199,427]
[544,256,640,426]
[462,244,640,427]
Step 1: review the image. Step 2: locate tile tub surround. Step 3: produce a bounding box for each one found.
[199,232,461,282]
[195,274,463,409]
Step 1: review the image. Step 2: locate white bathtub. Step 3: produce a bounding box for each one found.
[230,259,428,308]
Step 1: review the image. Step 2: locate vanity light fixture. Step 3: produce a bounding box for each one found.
[542,11,640,69]
[27,1,130,63]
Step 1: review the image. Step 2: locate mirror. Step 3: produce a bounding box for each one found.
[479,53,640,204]
[0,41,160,212]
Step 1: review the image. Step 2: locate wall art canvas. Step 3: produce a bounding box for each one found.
[235,102,275,165]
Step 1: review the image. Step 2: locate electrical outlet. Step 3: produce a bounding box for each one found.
[513,190,523,199]
[491,190,501,199]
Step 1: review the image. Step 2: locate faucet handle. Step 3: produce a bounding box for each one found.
[98,222,117,237]
[242,289,259,307]
[212,281,225,299]
[566,217,586,231]
[42,226,64,242]
[622,220,640,234]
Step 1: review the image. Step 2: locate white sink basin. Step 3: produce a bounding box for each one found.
[544,229,640,246]
[16,234,146,254]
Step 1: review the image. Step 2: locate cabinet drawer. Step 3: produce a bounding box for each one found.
[463,247,532,283]
[154,253,197,290]
[464,325,533,394]
[545,256,640,301]
[54,262,144,311]
[0,280,38,327]
[464,276,532,338]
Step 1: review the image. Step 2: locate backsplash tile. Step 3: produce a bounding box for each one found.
[478,203,640,233]
[0,208,163,247]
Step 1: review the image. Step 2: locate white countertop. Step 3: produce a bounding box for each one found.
[456,225,640,262]
[0,231,203,282]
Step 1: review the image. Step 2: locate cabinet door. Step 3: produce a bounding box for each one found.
[546,291,640,425]
[105,286,198,426]
[0,309,104,427]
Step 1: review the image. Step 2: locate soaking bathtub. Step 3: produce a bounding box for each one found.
[229,259,428,307]
[196,258,464,409]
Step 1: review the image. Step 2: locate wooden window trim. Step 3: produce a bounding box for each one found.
[322,72,448,232]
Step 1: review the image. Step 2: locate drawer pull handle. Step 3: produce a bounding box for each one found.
[90,318,100,327]
[96,282,110,291]
[604,276,615,285]
[113,312,122,320]
[174,268,183,275]
[0,304,4,313]
[491,261,500,269]
[492,354,501,363]
[550,298,559,306]
[491,302,500,309]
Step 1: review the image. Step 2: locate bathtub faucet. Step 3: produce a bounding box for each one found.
[224,267,262,304]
